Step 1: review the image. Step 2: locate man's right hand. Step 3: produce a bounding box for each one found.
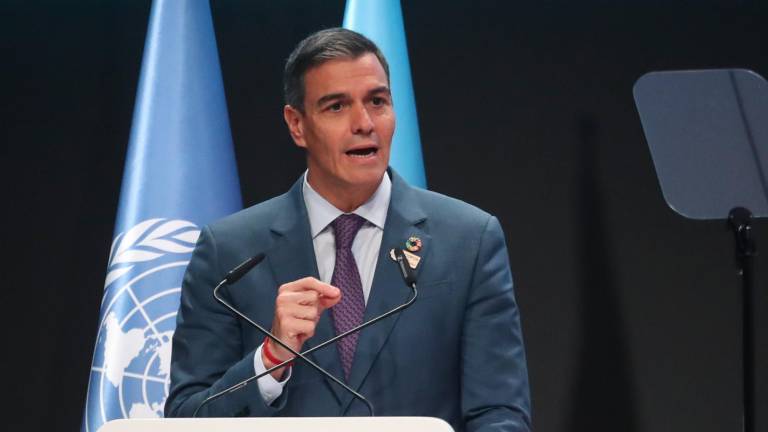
[262,277,341,379]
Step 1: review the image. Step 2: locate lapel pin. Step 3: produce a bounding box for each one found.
[405,236,422,253]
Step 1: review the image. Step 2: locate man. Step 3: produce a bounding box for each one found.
[166,28,531,431]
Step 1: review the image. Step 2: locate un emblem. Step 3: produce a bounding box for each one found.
[83,219,199,432]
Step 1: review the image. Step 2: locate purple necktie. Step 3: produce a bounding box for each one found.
[330,213,367,380]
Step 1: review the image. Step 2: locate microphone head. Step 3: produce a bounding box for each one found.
[225,253,266,284]
[393,249,417,286]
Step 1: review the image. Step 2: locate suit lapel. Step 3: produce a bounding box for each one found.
[341,171,430,413]
[266,178,346,404]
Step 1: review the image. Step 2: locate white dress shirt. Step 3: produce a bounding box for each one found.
[253,171,392,404]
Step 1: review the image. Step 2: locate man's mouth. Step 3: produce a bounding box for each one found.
[345,147,378,158]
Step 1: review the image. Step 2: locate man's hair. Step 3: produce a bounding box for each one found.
[283,28,390,112]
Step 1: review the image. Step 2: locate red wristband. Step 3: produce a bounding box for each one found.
[263,337,293,367]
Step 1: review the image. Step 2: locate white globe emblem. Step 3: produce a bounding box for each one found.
[84,219,199,432]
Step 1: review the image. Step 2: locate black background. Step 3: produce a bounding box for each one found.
[3,1,768,431]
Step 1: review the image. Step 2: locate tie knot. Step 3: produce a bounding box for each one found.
[332,213,367,249]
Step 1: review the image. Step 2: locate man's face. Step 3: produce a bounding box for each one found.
[284,53,395,194]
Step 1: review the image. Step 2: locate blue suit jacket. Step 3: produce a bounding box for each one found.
[165,170,531,431]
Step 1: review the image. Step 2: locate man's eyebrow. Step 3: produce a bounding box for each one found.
[316,92,347,107]
[369,86,391,96]
[315,86,391,107]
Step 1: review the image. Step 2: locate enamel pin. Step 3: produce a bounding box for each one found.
[405,236,422,252]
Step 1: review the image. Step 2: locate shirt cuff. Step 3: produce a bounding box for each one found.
[253,343,291,405]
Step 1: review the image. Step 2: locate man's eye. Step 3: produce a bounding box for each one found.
[371,97,385,106]
[328,102,343,112]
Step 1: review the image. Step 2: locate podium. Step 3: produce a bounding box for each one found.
[98,416,455,432]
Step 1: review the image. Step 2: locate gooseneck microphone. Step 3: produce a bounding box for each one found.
[192,248,419,417]
[192,253,373,417]
[223,253,265,284]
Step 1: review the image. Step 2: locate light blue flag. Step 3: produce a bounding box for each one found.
[81,1,241,430]
[344,0,427,188]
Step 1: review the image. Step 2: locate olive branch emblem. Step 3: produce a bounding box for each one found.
[104,218,200,288]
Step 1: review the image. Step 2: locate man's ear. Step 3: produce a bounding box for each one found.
[283,105,307,148]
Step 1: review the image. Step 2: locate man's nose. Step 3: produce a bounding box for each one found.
[350,103,374,135]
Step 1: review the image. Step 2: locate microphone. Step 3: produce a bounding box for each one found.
[250,248,418,410]
[192,254,374,417]
[193,247,420,417]
[224,253,265,284]
[394,248,417,287]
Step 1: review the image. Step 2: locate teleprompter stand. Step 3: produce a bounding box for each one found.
[730,206,757,432]
[634,69,768,432]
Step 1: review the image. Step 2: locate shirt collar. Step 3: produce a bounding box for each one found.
[302,170,391,238]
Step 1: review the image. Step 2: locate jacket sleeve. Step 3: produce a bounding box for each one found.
[461,216,532,432]
[164,226,289,417]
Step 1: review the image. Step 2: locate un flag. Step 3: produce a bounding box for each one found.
[81,1,241,431]
[344,0,427,188]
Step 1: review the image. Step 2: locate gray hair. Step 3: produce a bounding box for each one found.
[283,28,390,112]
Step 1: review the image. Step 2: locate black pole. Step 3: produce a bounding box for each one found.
[728,207,756,432]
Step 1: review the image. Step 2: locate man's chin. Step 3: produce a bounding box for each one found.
[342,167,387,189]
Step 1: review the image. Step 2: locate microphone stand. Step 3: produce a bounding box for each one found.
[192,249,418,417]
[209,281,418,405]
